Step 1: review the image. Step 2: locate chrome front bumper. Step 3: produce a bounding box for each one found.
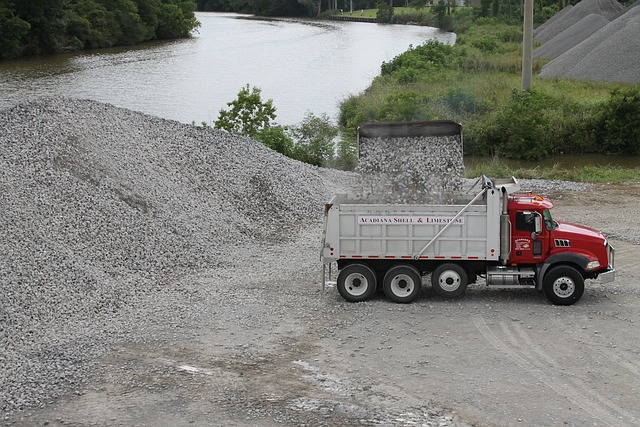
[599,269,615,284]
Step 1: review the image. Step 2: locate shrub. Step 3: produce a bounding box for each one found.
[442,89,481,114]
[380,40,458,78]
[598,87,640,155]
[379,92,432,122]
[498,26,521,43]
[335,137,358,170]
[470,35,499,53]
[481,89,556,160]
[288,112,338,167]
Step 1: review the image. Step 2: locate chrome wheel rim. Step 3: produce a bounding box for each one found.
[390,273,415,296]
[438,270,461,292]
[553,276,575,297]
[344,272,369,296]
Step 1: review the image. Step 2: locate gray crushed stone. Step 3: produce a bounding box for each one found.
[355,135,464,203]
[534,0,625,43]
[0,97,353,415]
[539,5,640,83]
[534,13,609,59]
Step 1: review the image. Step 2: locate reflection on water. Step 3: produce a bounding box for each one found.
[0,12,454,126]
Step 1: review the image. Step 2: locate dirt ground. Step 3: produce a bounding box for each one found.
[6,184,640,427]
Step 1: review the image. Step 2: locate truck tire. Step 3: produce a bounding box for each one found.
[383,265,422,303]
[431,263,468,298]
[337,263,377,302]
[543,265,584,305]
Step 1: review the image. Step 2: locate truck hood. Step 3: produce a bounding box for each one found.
[555,222,605,242]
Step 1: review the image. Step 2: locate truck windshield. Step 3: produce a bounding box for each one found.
[543,209,557,230]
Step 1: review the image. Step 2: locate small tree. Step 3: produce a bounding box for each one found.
[479,0,491,16]
[214,84,277,139]
[433,0,447,28]
[376,1,394,23]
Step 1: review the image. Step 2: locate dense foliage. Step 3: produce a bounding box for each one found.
[598,88,640,155]
[0,0,199,59]
[195,0,422,16]
[196,0,307,15]
[338,12,640,162]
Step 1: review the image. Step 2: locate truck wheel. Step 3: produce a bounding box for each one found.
[431,263,468,298]
[337,263,377,302]
[383,265,422,303]
[543,266,584,305]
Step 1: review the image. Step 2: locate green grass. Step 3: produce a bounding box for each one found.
[465,158,640,184]
[333,8,377,18]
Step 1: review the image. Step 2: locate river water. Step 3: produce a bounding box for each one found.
[0,12,454,126]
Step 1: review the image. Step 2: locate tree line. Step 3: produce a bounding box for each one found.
[194,0,408,16]
[0,0,200,59]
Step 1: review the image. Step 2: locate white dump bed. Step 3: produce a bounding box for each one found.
[321,179,518,264]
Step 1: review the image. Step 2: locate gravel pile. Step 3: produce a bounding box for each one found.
[355,123,464,203]
[0,97,352,414]
[539,4,640,83]
[534,0,625,43]
[533,13,609,59]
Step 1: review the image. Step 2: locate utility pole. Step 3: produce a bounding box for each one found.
[522,0,533,91]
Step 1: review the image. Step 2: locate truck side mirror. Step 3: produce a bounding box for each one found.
[534,214,542,235]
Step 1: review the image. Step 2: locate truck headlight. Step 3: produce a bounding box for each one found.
[586,261,600,270]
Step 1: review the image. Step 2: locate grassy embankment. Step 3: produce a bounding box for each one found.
[335,8,640,184]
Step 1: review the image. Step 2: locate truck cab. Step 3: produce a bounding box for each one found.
[507,193,615,303]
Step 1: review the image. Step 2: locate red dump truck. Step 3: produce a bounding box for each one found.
[321,175,615,305]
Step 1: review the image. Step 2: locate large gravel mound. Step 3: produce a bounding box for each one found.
[534,0,625,43]
[539,5,640,83]
[0,98,351,413]
[533,13,609,59]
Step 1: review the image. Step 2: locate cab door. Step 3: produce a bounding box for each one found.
[510,210,548,264]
